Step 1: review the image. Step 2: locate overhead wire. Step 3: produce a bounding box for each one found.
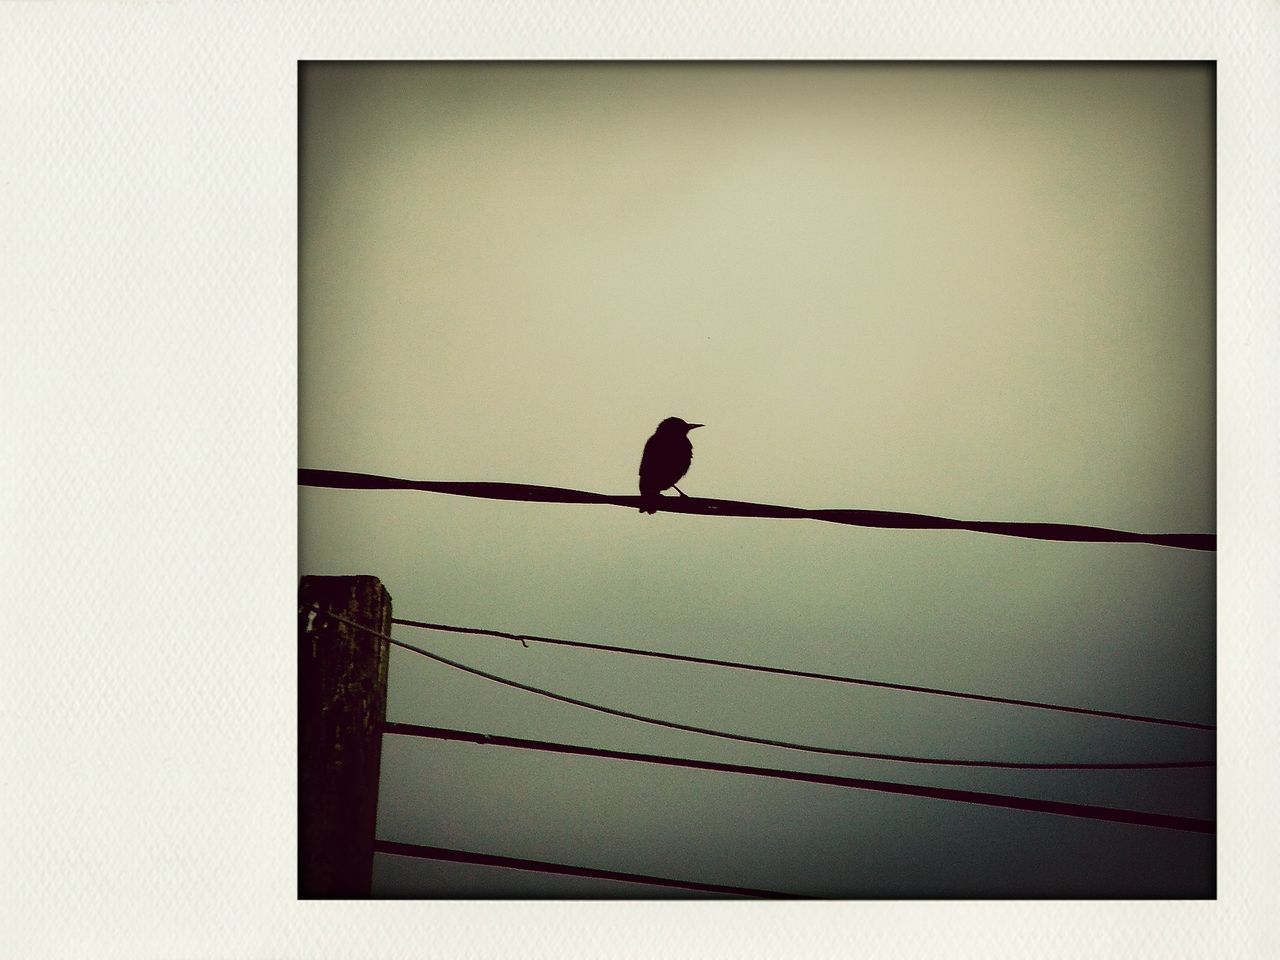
[309,606,1214,771]
[382,723,1215,835]
[390,615,1214,732]
[297,468,1215,552]
[371,839,808,898]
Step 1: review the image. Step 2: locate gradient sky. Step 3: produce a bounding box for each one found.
[300,61,1214,897]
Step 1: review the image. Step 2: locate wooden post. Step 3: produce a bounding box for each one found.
[298,575,392,898]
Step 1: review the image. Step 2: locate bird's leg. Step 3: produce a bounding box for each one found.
[673,485,688,497]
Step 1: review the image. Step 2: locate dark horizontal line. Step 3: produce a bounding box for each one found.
[390,616,1214,732]
[380,632,1209,770]
[314,606,1210,769]
[298,469,1215,551]
[382,722,1215,835]
[371,839,808,898]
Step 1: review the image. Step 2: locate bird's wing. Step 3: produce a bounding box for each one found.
[638,433,661,478]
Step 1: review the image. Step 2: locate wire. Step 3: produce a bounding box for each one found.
[371,839,808,898]
[381,723,1215,835]
[297,468,1215,552]
[390,616,1214,732]
[311,607,1214,770]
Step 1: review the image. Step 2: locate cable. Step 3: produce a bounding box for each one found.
[381,723,1215,835]
[390,616,1214,732]
[310,607,1214,770]
[371,839,808,898]
[297,468,1215,552]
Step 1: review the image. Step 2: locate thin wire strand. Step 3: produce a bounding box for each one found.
[382,723,1215,835]
[310,607,1214,771]
[391,616,1214,732]
[372,839,808,898]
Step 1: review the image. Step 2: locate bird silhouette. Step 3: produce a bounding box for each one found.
[638,417,703,514]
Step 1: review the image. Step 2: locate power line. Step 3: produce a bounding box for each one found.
[391,615,1214,732]
[298,468,1215,552]
[372,839,808,898]
[312,607,1213,770]
[382,722,1215,835]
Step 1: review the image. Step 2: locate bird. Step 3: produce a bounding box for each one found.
[638,417,703,514]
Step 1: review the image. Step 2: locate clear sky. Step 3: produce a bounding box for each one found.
[300,61,1214,897]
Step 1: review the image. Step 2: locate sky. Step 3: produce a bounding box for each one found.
[299,61,1215,898]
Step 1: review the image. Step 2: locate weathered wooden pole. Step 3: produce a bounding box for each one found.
[298,575,392,898]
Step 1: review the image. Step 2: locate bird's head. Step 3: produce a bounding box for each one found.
[659,417,704,434]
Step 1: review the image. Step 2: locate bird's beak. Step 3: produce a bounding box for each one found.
[687,423,704,430]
